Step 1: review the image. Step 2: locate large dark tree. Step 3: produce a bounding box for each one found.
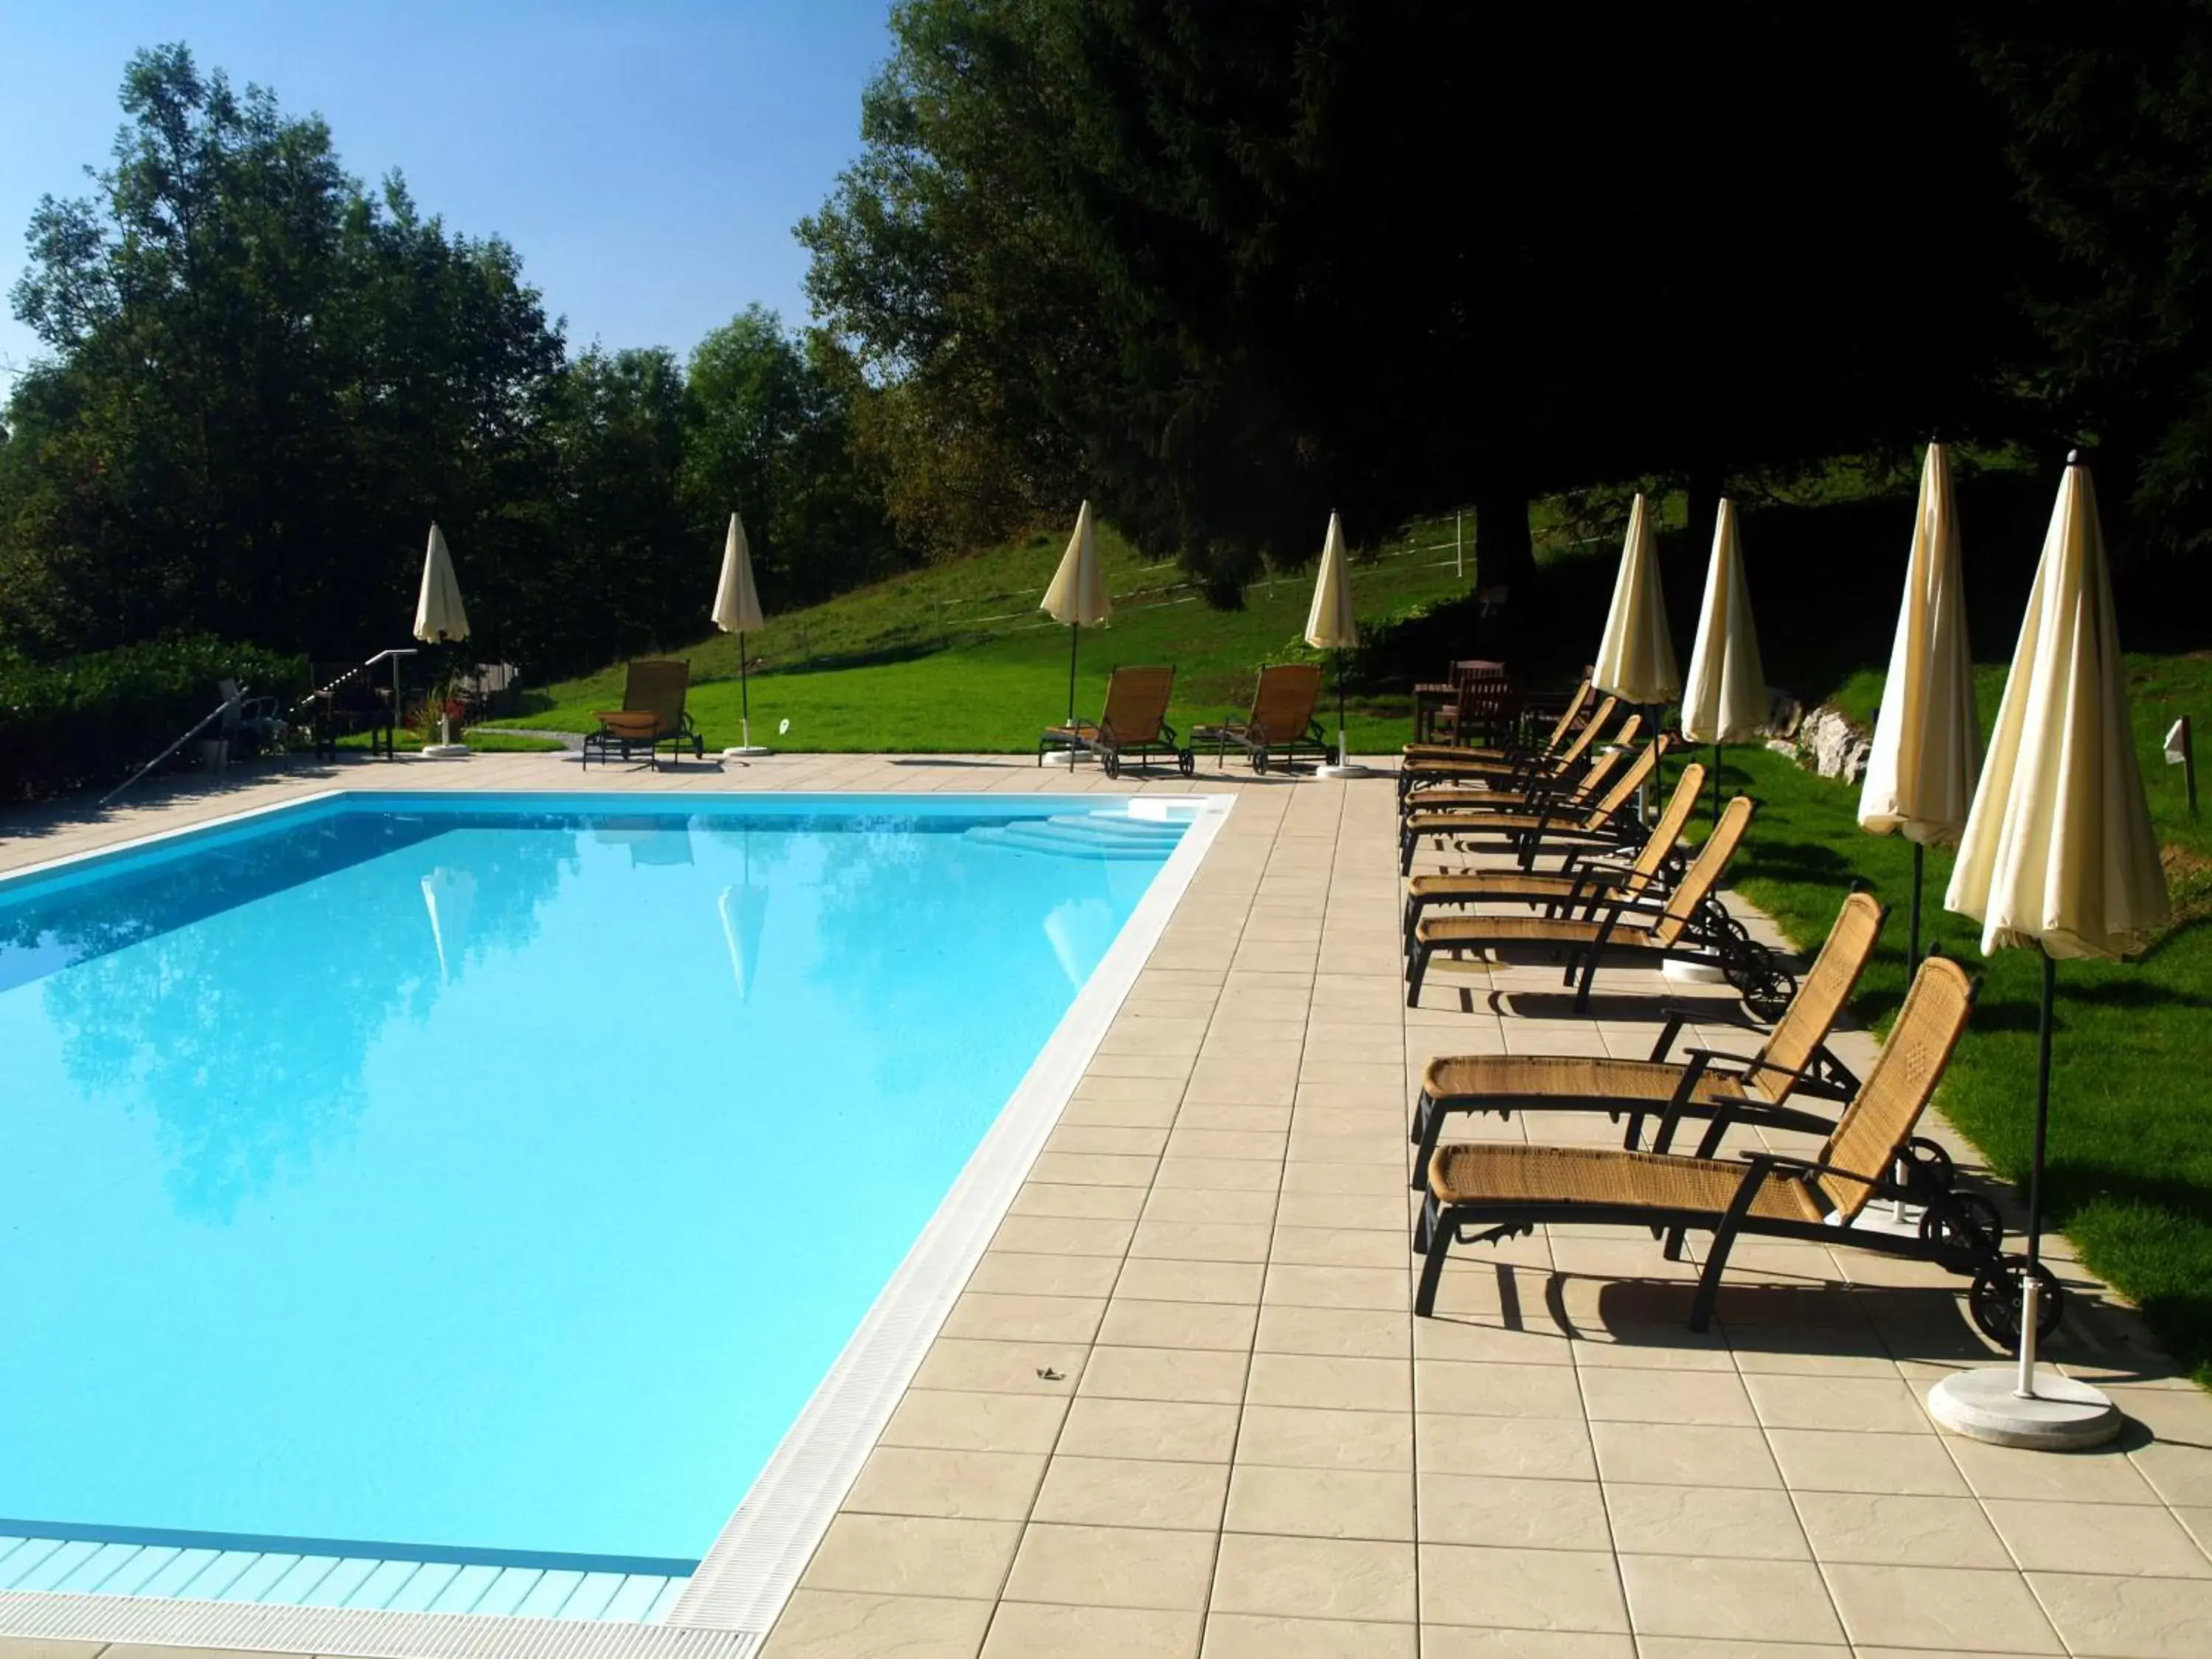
[803,1,2029,599]
[1970,0,2212,559]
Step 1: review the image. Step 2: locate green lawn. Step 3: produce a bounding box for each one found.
[492,513,1499,755]
[1717,649,2211,1382]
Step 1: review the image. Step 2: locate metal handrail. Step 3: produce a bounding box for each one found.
[291,647,417,713]
[103,647,420,810]
[99,692,247,809]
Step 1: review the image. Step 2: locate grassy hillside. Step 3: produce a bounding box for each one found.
[494,512,1510,754]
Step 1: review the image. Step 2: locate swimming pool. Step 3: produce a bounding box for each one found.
[0,790,1222,1652]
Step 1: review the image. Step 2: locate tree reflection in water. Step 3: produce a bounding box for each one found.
[11,808,577,1220]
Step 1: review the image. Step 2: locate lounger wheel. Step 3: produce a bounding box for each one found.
[1103,751,1121,780]
[1919,1192,2004,1270]
[1177,748,1195,779]
[1967,1259,2064,1349]
[1738,964,1796,1023]
[1253,749,1270,774]
[1903,1136,1956,1190]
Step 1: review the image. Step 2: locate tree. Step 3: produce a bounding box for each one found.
[681,307,908,607]
[802,1,2028,601]
[1969,0,2212,558]
[3,44,565,665]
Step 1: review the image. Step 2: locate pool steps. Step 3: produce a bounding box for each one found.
[963,813,1186,860]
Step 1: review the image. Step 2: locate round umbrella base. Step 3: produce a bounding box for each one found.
[722,746,772,759]
[1317,762,1374,779]
[1661,959,1728,984]
[1927,1366,2124,1450]
[418,744,470,759]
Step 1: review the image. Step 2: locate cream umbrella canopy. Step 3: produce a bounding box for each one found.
[712,511,771,757]
[1592,493,1680,707]
[414,522,470,644]
[1859,442,1980,970]
[1680,498,1767,820]
[413,523,470,755]
[1306,511,1362,776]
[1041,501,1110,754]
[1929,453,2171,1450]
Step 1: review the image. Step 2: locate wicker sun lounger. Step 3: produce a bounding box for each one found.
[1401,714,1649,819]
[1038,664,1193,778]
[1398,694,1622,804]
[1402,758,1706,956]
[1413,953,2053,1347]
[1405,795,1795,1017]
[1190,663,1335,773]
[1408,889,1886,1183]
[1398,735,1660,877]
[582,659,705,771]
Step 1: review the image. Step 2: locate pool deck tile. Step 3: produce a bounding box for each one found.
[5,751,2211,1659]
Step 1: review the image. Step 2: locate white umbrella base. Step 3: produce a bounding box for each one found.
[1660,959,1728,984]
[1927,1366,2124,1450]
[1842,1203,1925,1239]
[1318,762,1374,779]
[722,746,772,759]
[418,744,470,759]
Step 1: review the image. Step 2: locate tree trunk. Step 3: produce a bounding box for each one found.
[1474,481,1538,662]
[1474,481,1535,598]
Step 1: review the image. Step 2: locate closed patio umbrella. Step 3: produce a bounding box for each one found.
[1931,453,2171,1450]
[1860,442,1980,972]
[713,511,771,758]
[1307,511,1365,778]
[1041,501,1110,757]
[414,523,470,757]
[1679,498,1767,822]
[1593,492,1680,708]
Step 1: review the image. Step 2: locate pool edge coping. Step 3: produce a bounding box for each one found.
[0,785,1237,1659]
[668,789,1234,1637]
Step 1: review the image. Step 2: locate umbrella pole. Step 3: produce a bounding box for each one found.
[739,630,751,751]
[1908,841,1924,977]
[1711,742,1722,824]
[2015,949,2056,1392]
[1067,622,1081,727]
[1335,651,1348,766]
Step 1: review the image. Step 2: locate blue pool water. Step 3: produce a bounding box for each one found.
[0,793,1182,1587]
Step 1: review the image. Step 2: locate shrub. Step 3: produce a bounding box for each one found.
[0,638,307,804]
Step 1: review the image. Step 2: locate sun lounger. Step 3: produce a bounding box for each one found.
[1402,757,1705,955]
[1399,693,1621,804]
[1408,889,1885,1185]
[1398,734,1660,877]
[1405,795,1795,1017]
[1191,664,1335,773]
[1413,953,2051,1348]
[582,659,706,770]
[1038,664,1192,777]
[1401,712,1648,818]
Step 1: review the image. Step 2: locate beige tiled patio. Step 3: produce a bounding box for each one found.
[4,749,2209,1659]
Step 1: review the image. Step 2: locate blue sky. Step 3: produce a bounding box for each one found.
[0,0,895,394]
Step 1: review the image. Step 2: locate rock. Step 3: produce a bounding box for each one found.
[1795,703,1873,785]
[1767,690,1806,740]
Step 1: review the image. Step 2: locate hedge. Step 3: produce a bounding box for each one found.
[0,637,308,805]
